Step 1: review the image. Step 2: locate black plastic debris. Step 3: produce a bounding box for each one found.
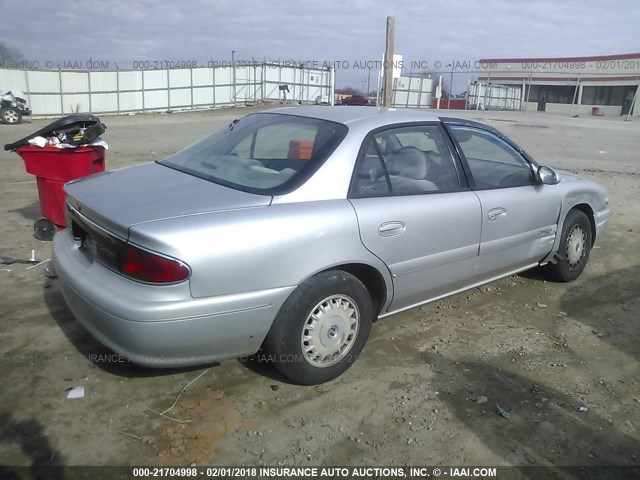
[4,114,106,151]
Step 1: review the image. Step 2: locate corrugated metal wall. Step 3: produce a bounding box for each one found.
[1,63,332,116]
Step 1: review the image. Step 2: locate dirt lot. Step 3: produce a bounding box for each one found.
[0,106,638,473]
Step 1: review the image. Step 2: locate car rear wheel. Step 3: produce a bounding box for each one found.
[1,107,22,125]
[546,209,592,282]
[264,270,373,385]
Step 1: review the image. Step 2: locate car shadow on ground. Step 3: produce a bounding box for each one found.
[42,279,216,378]
[559,265,639,361]
[425,266,640,476]
[517,264,553,282]
[238,353,298,384]
[0,410,63,478]
[426,353,639,478]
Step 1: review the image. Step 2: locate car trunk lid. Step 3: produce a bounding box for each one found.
[65,161,271,239]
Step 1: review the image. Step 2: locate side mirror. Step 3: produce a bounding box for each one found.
[537,166,560,185]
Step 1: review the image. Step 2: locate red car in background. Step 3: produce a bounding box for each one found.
[340,95,369,106]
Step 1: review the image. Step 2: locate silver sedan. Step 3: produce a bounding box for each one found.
[52,107,611,384]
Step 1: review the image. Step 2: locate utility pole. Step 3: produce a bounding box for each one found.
[625,82,639,122]
[329,66,335,106]
[383,16,395,107]
[367,66,371,97]
[231,50,237,107]
[447,63,454,109]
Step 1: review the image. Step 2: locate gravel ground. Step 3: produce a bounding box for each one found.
[0,105,638,472]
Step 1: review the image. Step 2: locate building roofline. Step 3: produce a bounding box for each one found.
[478,75,640,82]
[479,52,640,63]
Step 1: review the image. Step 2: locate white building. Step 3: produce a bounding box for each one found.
[470,52,640,117]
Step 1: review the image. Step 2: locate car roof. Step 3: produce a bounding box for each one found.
[265,106,444,129]
[261,106,532,161]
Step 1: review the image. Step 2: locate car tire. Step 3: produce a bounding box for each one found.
[546,209,592,282]
[264,270,373,385]
[1,107,22,125]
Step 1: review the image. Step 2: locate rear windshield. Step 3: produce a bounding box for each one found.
[159,113,348,195]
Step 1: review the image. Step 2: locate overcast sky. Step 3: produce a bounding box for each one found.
[1,0,638,89]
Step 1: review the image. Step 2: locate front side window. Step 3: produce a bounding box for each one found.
[449,126,534,189]
[352,125,461,197]
[160,113,347,194]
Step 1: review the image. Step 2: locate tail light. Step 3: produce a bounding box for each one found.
[121,244,190,284]
[69,203,189,284]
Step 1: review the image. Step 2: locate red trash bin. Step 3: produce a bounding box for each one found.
[15,145,106,239]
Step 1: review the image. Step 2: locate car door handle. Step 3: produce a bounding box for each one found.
[488,207,507,221]
[378,221,406,237]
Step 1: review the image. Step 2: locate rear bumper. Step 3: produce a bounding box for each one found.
[52,229,295,367]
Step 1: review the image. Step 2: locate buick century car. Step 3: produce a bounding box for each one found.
[52,107,611,384]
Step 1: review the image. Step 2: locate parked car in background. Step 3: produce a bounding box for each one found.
[1,91,31,124]
[341,94,369,106]
[53,106,611,385]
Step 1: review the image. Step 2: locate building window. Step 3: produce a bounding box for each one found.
[581,86,631,106]
[527,85,576,104]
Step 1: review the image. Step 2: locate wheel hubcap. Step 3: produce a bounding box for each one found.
[301,295,359,368]
[566,225,586,268]
[4,110,18,123]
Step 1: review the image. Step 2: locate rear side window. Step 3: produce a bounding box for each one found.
[351,125,461,197]
[231,122,318,159]
[449,126,534,189]
[160,113,347,195]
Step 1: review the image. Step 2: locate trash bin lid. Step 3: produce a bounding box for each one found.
[4,114,104,151]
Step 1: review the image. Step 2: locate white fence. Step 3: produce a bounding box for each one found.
[0,63,333,117]
[391,76,433,108]
[468,82,522,110]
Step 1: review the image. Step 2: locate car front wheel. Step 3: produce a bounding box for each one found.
[546,209,592,282]
[1,107,22,124]
[264,270,373,385]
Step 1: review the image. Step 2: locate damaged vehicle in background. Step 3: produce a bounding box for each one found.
[52,106,611,385]
[1,90,31,124]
